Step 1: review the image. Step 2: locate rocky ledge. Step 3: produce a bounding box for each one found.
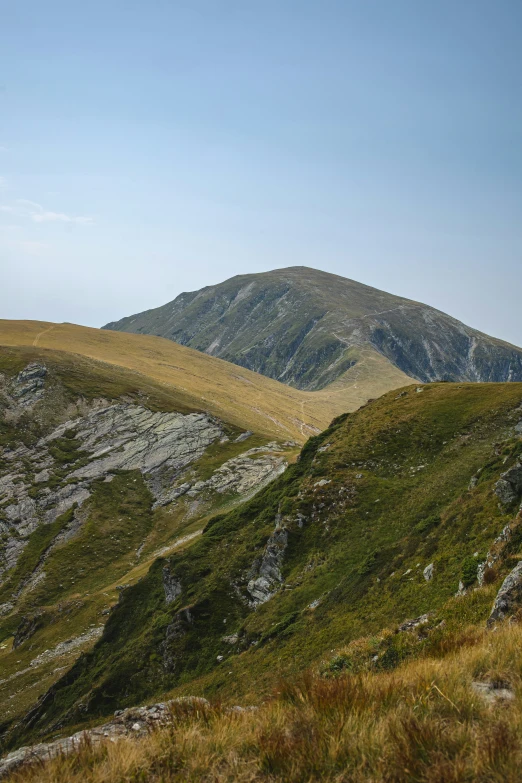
[0,696,210,778]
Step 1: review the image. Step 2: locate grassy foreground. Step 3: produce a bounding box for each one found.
[8,618,522,782]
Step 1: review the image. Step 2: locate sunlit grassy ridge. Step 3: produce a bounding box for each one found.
[12,380,522,748]
[0,319,412,442]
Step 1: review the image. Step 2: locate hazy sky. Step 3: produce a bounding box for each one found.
[1,1,521,345]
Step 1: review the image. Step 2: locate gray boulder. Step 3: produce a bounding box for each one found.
[494,462,522,505]
[398,613,430,632]
[487,561,522,626]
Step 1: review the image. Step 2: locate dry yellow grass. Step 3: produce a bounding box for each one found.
[0,320,412,443]
[8,620,522,782]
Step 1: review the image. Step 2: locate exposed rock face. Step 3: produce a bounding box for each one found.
[477,522,516,586]
[0,395,223,581]
[0,627,104,688]
[488,561,522,626]
[0,385,277,631]
[189,444,287,497]
[0,697,209,779]
[162,567,182,604]
[471,680,515,705]
[495,463,522,505]
[49,404,223,502]
[103,266,522,390]
[423,563,434,582]
[162,608,193,671]
[247,517,288,606]
[7,363,47,409]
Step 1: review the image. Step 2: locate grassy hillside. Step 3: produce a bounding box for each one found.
[103,266,522,389]
[0,319,412,442]
[10,380,522,749]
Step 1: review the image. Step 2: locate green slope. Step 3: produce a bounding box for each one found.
[11,380,522,746]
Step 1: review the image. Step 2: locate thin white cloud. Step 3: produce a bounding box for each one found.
[0,198,93,225]
[32,209,92,224]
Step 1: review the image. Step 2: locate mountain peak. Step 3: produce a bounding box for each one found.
[103,268,522,391]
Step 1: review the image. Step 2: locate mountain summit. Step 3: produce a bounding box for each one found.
[104,267,522,391]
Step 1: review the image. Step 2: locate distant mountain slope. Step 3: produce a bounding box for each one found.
[103,266,522,390]
[0,320,412,439]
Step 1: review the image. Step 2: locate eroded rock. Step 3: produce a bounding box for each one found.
[187,444,287,498]
[488,561,522,626]
[477,522,515,586]
[247,517,288,606]
[0,696,210,778]
[162,567,182,604]
[0,401,224,583]
[495,462,522,505]
[8,363,47,409]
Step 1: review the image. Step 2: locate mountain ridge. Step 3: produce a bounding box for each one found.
[103,266,522,390]
[0,320,412,438]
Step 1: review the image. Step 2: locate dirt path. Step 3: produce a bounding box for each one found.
[32,324,55,346]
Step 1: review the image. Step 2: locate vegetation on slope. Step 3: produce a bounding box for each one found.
[10,380,522,749]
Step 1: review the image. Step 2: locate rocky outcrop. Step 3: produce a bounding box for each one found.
[0,697,209,779]
[471,680,515,705]
[495,462,522,505]
[50,404,223,503]
[162,608,193,671]
[398,614,431,632]
[487,561,522,626]
[188,444,287,498]
[0,627,104,688]
[7,363,47,409]
[247,516,288,606]
[162,567,182,604]
[0,394,223,581]
[477,522,517,586]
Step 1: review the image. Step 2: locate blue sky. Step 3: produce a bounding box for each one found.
[1,0,521,345]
